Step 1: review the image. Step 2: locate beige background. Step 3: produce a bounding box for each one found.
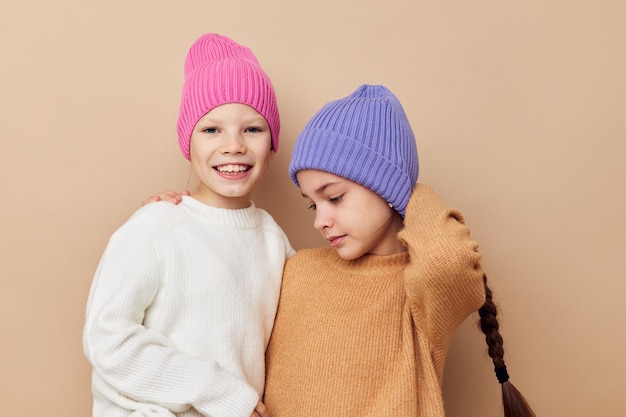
[1,0,624,416]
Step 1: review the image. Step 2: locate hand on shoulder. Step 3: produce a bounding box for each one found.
[141,190,190,207]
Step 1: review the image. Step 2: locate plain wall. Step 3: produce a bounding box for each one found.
[1,0,624,416]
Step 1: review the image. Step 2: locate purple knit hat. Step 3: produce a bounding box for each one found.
[289,84,418,217]
[176,33,280,159]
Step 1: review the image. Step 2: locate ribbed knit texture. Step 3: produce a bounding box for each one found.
[177,33,280,159]
[288,84,418,216]
[265,184,485,417]
[84,197,294,417]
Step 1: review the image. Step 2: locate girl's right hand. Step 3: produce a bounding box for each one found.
[141,190,190,207]
[252,400,269,417]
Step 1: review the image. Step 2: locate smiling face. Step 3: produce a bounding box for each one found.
[296,169,406,260]
[189,103,275,208]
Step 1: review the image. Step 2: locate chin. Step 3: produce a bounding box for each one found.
[335,248,365,261]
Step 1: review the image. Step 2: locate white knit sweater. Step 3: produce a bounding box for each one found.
[83,196,294,417]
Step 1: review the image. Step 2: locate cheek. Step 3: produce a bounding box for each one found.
[356,202,392,233]
[341,202,372,232]
[354,196,387,217]
[252,142,273,160]
[189,143,215,169]
[258,149,273,165]
[189,140,205,159]
[190,142,221,165]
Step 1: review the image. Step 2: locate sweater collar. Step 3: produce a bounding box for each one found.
[180,195,261,228]
[322,247,409,276]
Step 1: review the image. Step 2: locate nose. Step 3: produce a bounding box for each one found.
[313,206,332,231]
[221,132,246,154]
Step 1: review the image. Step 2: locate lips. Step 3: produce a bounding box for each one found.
[327,235,346,248]
[214,164,251,173]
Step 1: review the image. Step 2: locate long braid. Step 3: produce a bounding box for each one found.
[478,274,537,417]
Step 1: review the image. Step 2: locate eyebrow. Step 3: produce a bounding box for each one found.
[301,181,342,198]
[241,116,267,124]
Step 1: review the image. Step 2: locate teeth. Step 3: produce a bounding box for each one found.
[216,164,248,173]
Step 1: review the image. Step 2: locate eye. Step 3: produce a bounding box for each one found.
[202,127,218,134]
[307,203,317,210]
[329,195,343,204]
[245,126,263,133]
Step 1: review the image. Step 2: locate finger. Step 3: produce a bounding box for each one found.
[141,195,160,207]
[255,402,269,417]
[154,190,182,204]
[160,190,179,199]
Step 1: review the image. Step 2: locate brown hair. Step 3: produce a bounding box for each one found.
[478,274,537,417]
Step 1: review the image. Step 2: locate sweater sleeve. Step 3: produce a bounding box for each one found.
[397,184,486,350]
[83,216,258,417]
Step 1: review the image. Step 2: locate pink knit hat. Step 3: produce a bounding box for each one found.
[176,33,280,159]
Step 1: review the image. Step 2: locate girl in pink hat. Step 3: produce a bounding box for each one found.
[83,33,294,417]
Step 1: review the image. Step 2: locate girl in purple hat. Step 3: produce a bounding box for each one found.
[145,85,536,417]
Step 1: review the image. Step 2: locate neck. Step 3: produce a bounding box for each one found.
[191,188,252,209]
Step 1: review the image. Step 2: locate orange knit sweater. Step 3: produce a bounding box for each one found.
[264,184,486,417]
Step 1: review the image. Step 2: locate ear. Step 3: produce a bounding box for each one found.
[269,150,277,160]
